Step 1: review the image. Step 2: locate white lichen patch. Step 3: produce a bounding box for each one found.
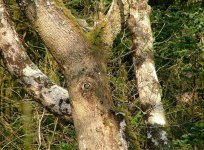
[23,65,71,115]
[41,85,71,115]
[1,25,15,45]
[23,65,45,78]
[147,131,152,139]
[137,61,159,88]
[136,61,166,126]
[148,113,166,125]
[151,137,159,146]
[142,61,158,81]
[0,5,4,14]
[147,131,159,146]
[160,130,168,145]
[148,103,166,125]
[49,85,69,101]
[136,60,162,108]
[118,118,128,149]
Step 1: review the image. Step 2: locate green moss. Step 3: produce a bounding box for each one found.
[54,0,86,36]
[54,0,111,62]
[53,0,110,60]
[111,106,141,150]
[85,21,112,60]
[85,22,105,46]
[4,0,21,21]
[54,0,77,22]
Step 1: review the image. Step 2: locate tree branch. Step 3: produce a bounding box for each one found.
[0,0,71,118]
[126,0,170,149]
[105,0,121,47]
[96,0,122,49]
[18,0,91,73]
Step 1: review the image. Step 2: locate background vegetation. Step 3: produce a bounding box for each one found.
[0,0,203,149]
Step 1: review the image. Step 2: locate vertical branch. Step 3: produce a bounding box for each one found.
[126,0,170,149]
[105,0,121,46]
[94,0,122,49]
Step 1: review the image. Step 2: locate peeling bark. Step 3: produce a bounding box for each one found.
[0,0,71,118]
[18,0,133,149]
[126,0,170,149]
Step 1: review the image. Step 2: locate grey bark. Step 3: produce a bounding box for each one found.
[0,0,71,119]
[126,0,170,149]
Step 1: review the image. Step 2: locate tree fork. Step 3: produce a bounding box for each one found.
[17,0,136,149]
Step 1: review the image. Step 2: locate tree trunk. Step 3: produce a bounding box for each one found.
[18,0,132,149]
[1,0,171,149]
[127,0,170,149]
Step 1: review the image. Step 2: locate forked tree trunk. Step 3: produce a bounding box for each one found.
[1,0,170,149]
[127,0,170,149]
[18,0,133,149]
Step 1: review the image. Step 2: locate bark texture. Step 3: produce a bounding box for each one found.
[127,0,170,149]
[19,0,132,149]
[0,0,71,118]
[103,0,121,48]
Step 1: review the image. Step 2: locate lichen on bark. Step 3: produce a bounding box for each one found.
[0,0,71,117]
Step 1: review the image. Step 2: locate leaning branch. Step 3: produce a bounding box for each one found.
[0,1,71,118]
[126,0,170,149]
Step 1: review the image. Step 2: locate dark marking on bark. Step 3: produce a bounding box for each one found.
[62,108,68,114]
[68,67,97,83]
[132,47,154,69]
[0,22,3,27]
[82,82,92,91]
[17,0,38,21]
[65,98,70,103]
[80,81,94,99]
[93,66,101,74]
[141,103,153,120]
[2,31,6,35]
[128,15,136,29]
[38,84,43,91]
[0,11,3,18]
[50,104,55,108]
[59,98,63,107]
[44,80,54,89]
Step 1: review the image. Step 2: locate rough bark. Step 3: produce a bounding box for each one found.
[103,0,121,47]
[18,0,132,149]
[0,0,71,119]
[127,0,170,149]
